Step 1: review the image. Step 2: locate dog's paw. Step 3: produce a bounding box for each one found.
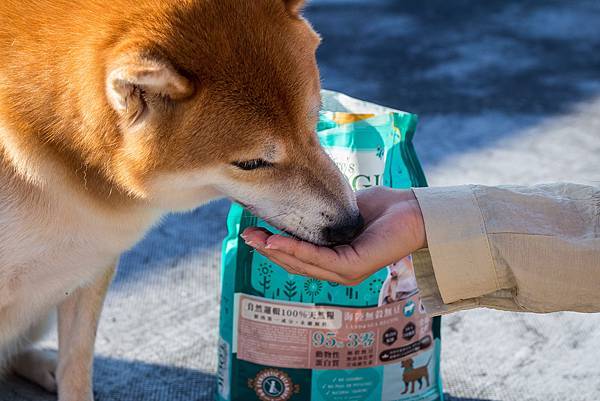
[12,349,58,393]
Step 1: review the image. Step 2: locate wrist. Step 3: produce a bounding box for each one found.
[408,189,427,249]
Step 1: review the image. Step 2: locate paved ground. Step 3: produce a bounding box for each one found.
[2,1,600,400]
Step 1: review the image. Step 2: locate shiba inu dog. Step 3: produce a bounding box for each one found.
[0,0,362,399]
[378,256,419,306]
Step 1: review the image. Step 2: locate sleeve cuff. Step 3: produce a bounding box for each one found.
[412,250,479,316]
[412,186,499,304]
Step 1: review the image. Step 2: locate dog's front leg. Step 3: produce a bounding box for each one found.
[56,263,116,401]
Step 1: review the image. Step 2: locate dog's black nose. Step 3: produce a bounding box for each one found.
[323,214,364,246]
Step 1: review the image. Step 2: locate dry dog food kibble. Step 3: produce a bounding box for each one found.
[217,90,443,401]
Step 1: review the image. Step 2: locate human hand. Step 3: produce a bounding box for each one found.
[241,187,427,285]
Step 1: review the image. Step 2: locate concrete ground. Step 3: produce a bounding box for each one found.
[2,1,599,400]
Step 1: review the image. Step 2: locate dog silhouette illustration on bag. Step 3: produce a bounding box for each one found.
[401,354,433,394]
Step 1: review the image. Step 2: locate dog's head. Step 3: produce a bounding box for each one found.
[401,359,414,369]
[103,0,361,245]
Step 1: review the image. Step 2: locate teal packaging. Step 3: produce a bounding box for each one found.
[217,90,443,401]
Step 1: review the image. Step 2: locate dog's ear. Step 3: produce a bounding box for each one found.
[284,0,306,16]
[106,56,194,125]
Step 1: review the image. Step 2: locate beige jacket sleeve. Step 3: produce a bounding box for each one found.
[411,183,600,316]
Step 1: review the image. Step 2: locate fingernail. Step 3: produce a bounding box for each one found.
[265,243,278,250]
[240,233,248,240]
[245,240,257,248]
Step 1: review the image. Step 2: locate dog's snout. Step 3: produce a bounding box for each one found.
[322,213,364,246]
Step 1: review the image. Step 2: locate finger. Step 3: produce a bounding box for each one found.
[263,234,382,282]
[241,227,273,247]
[254,248,309,276]
[242,226,273,239]
[348,225,407,273]
[257,248,367,285]
[265,235,342,267]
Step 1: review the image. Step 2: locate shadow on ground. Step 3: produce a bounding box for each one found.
[444,396,497,401]
[0,362,495,401]
[111,199,230,289]
[0,356,216,401]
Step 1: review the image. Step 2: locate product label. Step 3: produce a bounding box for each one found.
[236,292,431,370]
[325,148,386,191]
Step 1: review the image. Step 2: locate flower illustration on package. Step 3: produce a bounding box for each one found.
[304,278,323,302]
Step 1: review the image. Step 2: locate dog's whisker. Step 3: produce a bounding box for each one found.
[239,211,291,221]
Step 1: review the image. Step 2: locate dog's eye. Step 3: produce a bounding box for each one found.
[231,159,273,171]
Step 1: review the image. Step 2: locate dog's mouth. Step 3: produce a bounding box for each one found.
[231,198,326,245]
[231,198,363,247]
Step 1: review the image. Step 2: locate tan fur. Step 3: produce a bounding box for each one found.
[401,356,432,394]
[0,1,360,399]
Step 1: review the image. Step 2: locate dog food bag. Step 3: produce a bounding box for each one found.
[217,90,443,401]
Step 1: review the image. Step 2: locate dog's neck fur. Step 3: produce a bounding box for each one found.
[0,140,162,257]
